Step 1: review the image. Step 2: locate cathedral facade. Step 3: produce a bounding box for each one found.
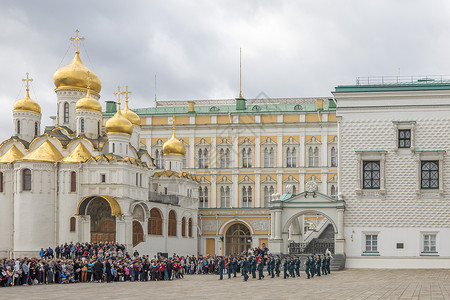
[0,34,198,258]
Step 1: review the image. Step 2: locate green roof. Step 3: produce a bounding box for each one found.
[104,98,336,117]
[335,76,450,93]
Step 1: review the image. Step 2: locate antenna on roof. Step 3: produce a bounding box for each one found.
[154,75,158,107]
[239,48,243,98]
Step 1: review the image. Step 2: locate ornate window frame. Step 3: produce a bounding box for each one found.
[195,138,210,169]
[392,121,416,152]
[328,136,338,167]
[217,138,232,169]
[306,136,321,167]
[261,137,276,168]
[283,137,298,168]
[239,137,254,168]
[355,150,387,197]
[415,150,445,198]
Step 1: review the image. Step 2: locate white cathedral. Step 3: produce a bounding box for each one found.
[0,34,199,258]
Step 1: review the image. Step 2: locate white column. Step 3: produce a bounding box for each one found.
[277,135,283,168]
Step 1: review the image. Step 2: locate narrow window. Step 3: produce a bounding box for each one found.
[70,217,76,232]
[168,210,177,236]
[0,172,3,193]
[203,186,208,207]
[188,218,193,237]
[64,102,69,123]
[331,147,337,167]
[330,185,337,199]
[101,174,106,183]
[17,120,20,135]
[182,217,186,237]
[70,171,76,192]
[199,187,204,208]
[35,122,38,136]
[98,121,101,136]
[22,168,31,191]
[80,118,85,133]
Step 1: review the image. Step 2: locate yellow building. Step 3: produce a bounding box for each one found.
[104,96,338,256]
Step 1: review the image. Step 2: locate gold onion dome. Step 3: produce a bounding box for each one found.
[76,89,102,113]
[53,52,102,94]
[105,102,133,135]
[14,89,41,114]
[122,101,140,126]
[162,126,185,156]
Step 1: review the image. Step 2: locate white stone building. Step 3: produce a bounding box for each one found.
[0,34,198,258]
[334,77,450,268]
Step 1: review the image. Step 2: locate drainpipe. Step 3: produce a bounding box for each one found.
[10,166,15,259]
[54,163,59,247]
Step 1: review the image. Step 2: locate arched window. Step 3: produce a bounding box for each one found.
[203,186,208,207]
[331,147,337,167]
[242,186,252,207]
[198,149,203,168]
[70,171,76,192]
[330,185,337,199]
[17,120,20,135]
[22,168,31,191]
[168,210,177,236]
[198,187,204,208]
[98,121,101,136]
[309,146,319,167]
[287,147,297,167]
[148,208,162,235]
[35,122,38,136]
[269,186,275,204]
[219,148,225,168]
[181,217,186,237]
[70,217,76,232]
[80,118,85,133]
[242,148,252,168]
[292,185,297,195]
[263,186,269,207]
[64,102,69,123]
[188,218,193,237]
[203,149,208,168]
[220,186,231,208]
[225,149,230,168]
[0,172,3,193]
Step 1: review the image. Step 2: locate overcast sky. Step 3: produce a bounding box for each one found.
[1,0,450,139]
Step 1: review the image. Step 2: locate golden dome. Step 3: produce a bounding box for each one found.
[61,142,92,163]
[76,89,102,113]
[0,145,24,163]
[162,127,185,156]
[14,89,41,114]
[122,100,140,126]
[53,52,102,94]
[20,140,63,163]
[105,102,133,135]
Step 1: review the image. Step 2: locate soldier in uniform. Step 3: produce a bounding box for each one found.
[232,257,237,277]
[294,255,300,277]
[268,256,275,278]
[316,255,321,277]
[283,257,289,279]
[242,257,249,281]
[251,256,257,279]
[275,255,281,277]
[310,256,316,278]
[218,256,225,280]
[257,255,264,280]
[305,256,311,279]
[288,256,295,278]
[227,257,233,279]
[321,253,327,275]
[326,253,331,275]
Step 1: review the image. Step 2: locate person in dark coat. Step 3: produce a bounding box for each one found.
[105,260,112,283]
[93,259,103,283]
[242,257,250,281]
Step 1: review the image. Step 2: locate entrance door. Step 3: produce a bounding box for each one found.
[225,223,251,256]
[133,220,144,247]
[86,197,117,243]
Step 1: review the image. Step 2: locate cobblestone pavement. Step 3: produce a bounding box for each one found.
[2,269,450,300]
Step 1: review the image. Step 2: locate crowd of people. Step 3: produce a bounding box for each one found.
[0,242,332,287]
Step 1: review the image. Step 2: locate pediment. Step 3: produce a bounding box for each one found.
[280,191,339,204]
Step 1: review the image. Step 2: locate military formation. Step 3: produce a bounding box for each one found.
[217,253,332,281]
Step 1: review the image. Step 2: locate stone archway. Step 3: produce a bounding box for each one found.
[269,190,345,256]
[77,195,122,243]
[225,223,252,256]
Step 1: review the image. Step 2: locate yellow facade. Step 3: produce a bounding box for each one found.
[195,116,211,125]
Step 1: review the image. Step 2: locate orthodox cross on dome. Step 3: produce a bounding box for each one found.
[22,72,33,92]
[114,86,123,110]
[123,86,132,105]
[86,71,91,91]
[70,29,85,54]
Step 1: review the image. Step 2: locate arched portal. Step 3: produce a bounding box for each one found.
[225,223,252,256]
[77,195,121,243]
[133,221,144,247]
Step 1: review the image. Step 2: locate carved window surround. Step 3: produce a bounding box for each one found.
[392,121,416,153]
[415,150,445,198]
[355,150,387,198]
